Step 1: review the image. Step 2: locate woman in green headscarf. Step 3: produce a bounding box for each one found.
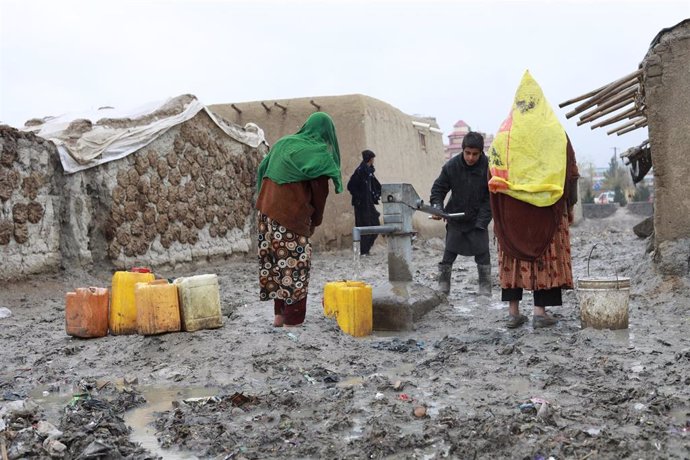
[255,112,342,327]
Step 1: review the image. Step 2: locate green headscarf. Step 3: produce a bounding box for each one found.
[256,112,343,194]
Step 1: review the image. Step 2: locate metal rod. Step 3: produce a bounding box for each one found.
[310,99,321,110]
[352,225,397,242]
[261,102,271,112]
[274,102,287,111]
[231,104,242,114]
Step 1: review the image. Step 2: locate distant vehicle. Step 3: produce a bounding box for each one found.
[595,191,616,204]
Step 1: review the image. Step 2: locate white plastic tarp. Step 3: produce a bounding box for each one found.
[23,95,266,174]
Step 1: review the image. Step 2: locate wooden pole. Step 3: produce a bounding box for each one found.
[565,75,640,118]
[560,69,642,108]
[590,107,640,130]
[576,85,638,122]
[606,116,647,135]
[577,98,636,126]
[614,120,648,136]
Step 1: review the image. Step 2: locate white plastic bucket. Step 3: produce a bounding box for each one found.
[577,277,630,330]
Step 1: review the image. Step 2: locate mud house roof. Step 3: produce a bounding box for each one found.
[210,93,441,145]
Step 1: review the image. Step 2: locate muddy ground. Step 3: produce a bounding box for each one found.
[1,209,688,459]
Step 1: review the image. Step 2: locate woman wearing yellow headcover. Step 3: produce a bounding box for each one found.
[489,71,580,329]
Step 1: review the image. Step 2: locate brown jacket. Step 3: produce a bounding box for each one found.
[256,177,330,237]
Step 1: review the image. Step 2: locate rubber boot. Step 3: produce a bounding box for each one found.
[477,264,492,297]
[437,263,452,295]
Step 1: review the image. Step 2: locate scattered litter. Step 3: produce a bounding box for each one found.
[584,427,602,436]
[413,406,427,417]
[229,392,257,409]
[519,403,536,414]
[287,332,299,342]
[2,391,25,401]
[634,403,646,411]
[398,393,411,402]
[0,307,11,319]
[375,392,385,400]
[371,338,424,353]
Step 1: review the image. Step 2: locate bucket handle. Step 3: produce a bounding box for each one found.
[586,243,623,289]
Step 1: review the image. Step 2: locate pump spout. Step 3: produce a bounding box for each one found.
[352,225,398,242]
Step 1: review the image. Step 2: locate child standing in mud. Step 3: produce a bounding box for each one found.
[430,131,493,297]
[255,112,343,327]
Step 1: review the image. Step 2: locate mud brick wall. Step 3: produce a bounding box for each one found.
[0,111,265,280]
[69,111,265,270]
[626,201,653,217]
[582,203,618,219]
[0,126,62,279]
[643,21,690,276]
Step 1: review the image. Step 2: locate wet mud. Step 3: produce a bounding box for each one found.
[1,209,688,459]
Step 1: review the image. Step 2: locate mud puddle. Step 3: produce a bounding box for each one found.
[124,385,220,459]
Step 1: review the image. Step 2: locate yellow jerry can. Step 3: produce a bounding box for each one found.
[323,280,365,318]
[323,280,347,318]
[135,279,181,336]
[174,274,223,332]
[335,283,373,337]
[109,268,155,335]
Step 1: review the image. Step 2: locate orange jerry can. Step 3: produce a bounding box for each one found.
[65,287,109,338]
[110,268,155,335]
[135,279,181,335]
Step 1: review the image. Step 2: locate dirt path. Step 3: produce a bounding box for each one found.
[1,209,688,459]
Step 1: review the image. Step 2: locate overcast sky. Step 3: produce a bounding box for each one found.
[1,0,688,167]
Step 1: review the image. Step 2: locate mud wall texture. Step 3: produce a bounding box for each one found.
[77,112,264,269]
[211,94,446,249]
[0,112,265,280]
[0,127,62,279]
[643,20,690,275]
[582,204,618,219]
[626,201,654,217]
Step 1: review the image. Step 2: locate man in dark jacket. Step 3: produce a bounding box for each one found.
[347,149,382,255]
[430,132,492,296]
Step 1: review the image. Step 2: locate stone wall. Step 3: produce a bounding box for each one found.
[0,111,265,280]
[643,20,690,276]
[0,127,62,279]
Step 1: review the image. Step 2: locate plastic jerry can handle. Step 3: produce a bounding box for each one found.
[148,279,169,285]
[131,267,152,273]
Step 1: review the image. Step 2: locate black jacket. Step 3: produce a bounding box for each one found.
[347,162,381,208]
[430,153,492,232]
